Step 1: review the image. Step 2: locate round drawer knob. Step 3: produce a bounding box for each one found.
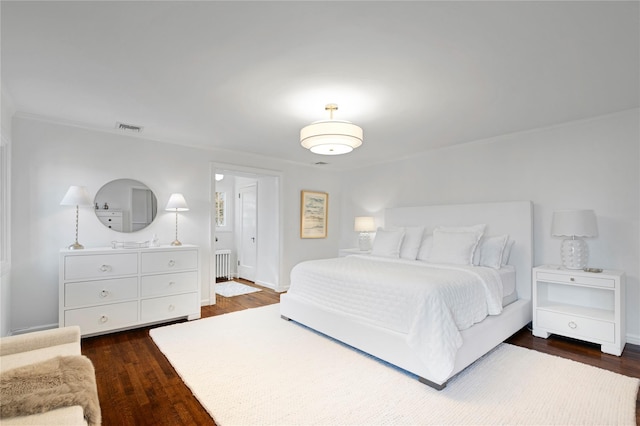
[568,321,577,329]
[99,264,111,272]
[168,260,176,267]
[100,315,109,323]
[168,304,175,312]
[169,281,176,286]
[570,277,575,282]
[99,289,110,298]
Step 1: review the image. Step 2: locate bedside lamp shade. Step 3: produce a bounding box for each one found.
[166,193,189,246]
[551,209,598,269]
[60,186,92,250]
[354,216,375,251]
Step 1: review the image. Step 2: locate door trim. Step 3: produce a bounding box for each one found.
[209,162,284,304]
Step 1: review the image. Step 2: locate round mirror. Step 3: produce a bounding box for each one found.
[94,179,158,232]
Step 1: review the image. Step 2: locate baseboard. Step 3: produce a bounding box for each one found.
[10,322,58,336]
[626,333,640,346]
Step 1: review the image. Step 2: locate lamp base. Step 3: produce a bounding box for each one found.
[68,242,84,250]
[358,233,371,251]
[170,240,183,246]
[560,238,588,269]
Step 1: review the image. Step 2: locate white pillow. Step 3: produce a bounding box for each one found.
[399,226,425,260]
[371,228,405,258]
[417,234,434,261]
[501,239,515,266]
[426,224,486,265]
[478,234,509,269]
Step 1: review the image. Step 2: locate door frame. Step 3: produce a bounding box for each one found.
[209,162,284,304]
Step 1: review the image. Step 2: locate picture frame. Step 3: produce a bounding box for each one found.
[300,190,328,239]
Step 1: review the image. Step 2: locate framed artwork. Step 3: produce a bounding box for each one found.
[300,190,328,239]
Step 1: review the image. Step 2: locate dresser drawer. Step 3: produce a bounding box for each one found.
[536,272,614,288]
[65,301,138,335]
[64,253,138,280]
[140,271,197,297]
[536,309,614,343]
[141,250,197,274]
[65,277,138,307]
[140,293,199,322]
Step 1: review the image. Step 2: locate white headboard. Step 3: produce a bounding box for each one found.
[385,201,533,300]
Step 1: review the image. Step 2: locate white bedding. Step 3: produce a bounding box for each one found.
[288,255,506,382]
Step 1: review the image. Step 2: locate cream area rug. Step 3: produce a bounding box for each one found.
[150,304,639,425]
[214,281,261,298]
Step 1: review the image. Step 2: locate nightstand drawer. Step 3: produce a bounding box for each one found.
[536,272,615,288]
[536,309,614,343]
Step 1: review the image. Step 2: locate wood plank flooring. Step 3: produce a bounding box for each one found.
[82,281,639,425]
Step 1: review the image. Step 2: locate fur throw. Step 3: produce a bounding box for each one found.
[0,355,101,426]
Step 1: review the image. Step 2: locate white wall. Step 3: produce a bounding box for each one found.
[0,88,15,336]
[10,116,343,333]
[340,109,640,344]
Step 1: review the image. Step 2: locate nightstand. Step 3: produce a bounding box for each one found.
[338,248,370,257]
[532,265,625,356]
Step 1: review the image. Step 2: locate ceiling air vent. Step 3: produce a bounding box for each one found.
[116,122,143,132]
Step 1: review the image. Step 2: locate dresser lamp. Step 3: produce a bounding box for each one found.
[354,216,376,251]
[166,193,189,246]
[551,209,598,270]
[60,185,92,250]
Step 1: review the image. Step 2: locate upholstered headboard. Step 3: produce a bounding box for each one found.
[384,201,533,300]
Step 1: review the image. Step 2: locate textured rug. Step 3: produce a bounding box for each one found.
[214,281,261,298]
[150,304,639,425]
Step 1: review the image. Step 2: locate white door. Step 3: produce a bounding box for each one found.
[238,184,257,281]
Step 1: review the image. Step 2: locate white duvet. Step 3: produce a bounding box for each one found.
[288,255,504,382]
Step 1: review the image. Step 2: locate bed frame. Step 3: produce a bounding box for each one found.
[280,200,533,389]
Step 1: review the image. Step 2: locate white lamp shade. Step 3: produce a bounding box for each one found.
[300,120,363,155]
[354,216,376,232]
[551,209,598,237]
[165,193,189,211]
[60,186,92,206]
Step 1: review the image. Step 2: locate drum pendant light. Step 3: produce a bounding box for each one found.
[300,104,363,155]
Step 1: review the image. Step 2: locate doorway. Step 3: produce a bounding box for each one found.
[209,163,282,304]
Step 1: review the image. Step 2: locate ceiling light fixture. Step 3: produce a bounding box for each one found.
[300,104,363,155]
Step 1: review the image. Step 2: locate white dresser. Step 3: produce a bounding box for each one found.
[95,210,123,231]
[59,245,201,336]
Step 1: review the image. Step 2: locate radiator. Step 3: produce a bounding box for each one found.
[215,249,232,280]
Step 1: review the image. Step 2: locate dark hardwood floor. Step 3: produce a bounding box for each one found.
[82,282,639,425]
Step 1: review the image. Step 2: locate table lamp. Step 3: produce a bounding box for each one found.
[166,193,189,246]
[551,209,598,269]
[60,185,92,250]
[354,216,375,251]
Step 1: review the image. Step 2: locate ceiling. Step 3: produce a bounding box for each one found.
[2,1,638,170]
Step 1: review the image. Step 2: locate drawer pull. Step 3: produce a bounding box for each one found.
[168,260,176,267]
[169,281,176,286]
[570,277,575,282]
[99,264,112,273]
[99,289,110,298]
[568,321,577,329]
[100,315,109,323]
[168,304,175,312]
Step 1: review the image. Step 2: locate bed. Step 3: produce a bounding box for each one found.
[280,201,533,389]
